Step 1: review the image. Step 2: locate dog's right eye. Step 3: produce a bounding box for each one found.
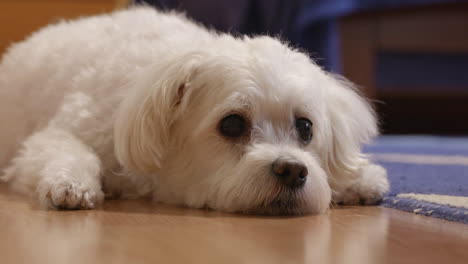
[219,114,247,138]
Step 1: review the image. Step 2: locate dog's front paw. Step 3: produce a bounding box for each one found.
[37,178,104,210]
[334,164,389,205]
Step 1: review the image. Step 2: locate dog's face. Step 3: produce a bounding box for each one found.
[114,36,377,215]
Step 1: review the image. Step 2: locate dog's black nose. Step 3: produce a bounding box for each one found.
[271,159,307,188]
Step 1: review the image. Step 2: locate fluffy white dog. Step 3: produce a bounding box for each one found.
[0,7,388,214]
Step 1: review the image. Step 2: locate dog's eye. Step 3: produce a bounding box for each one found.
[295,118,313,143]
[219,114,246,138]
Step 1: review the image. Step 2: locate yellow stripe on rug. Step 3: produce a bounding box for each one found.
[397,193,468,209]
[371,153,468,166]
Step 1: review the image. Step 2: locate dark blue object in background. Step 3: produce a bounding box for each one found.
[135,0,463,73]
[377,52,468,92]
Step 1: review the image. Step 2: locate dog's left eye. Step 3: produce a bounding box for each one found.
[295,118,313,143]
[219,114,247,138]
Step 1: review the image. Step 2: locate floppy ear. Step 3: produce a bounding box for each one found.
[114,54,201,174]
[324,74,378,176]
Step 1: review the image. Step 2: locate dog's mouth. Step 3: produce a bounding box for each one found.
[247,189,305,216]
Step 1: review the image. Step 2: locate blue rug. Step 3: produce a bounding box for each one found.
[365,136,468,224]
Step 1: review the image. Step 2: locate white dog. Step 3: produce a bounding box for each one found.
[0,7,388,214]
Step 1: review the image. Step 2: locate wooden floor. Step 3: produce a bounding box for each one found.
[1,184,467,264]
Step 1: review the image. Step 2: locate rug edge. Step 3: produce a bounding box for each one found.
[381,196,468,224]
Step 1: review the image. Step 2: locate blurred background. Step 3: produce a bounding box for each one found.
[1,0,467,134]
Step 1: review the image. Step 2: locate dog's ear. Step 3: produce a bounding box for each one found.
[324,74,378,176]
[114,54,201,174]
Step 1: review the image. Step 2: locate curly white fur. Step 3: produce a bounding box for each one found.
[0,7,388,214]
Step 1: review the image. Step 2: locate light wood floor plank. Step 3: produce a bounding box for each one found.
[0,184,467,264]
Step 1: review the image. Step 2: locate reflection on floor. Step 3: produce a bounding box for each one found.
[0,184,467,264]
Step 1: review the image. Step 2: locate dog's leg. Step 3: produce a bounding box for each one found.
[2,127,104,209]
[331,163,389,205]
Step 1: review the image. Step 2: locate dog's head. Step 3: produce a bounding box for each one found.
[114,36,377,215]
